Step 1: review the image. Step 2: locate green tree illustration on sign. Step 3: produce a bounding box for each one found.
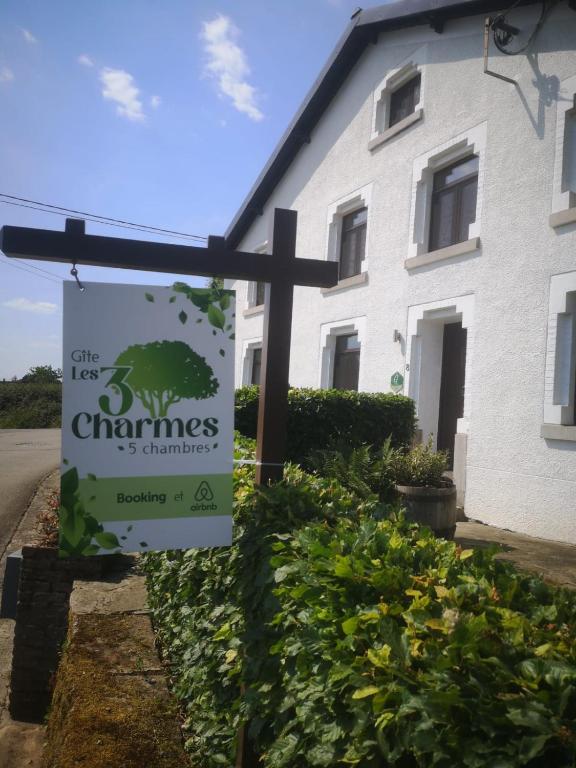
[115,340,219,418]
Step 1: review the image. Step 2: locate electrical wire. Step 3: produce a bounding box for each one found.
[0,193,208,242]
[491,0,556,56]
[0,199,205,243]
[1,256,63,284]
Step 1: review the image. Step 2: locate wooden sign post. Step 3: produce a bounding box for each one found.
[1,209,337,485]
[0,208,338,766]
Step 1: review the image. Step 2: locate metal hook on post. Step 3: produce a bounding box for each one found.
[66,218,86,292]
[70,261,84,291]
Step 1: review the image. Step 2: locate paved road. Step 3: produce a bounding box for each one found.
[0,429,60,563]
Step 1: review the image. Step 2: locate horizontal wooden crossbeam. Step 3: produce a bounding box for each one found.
[0,225,339,288]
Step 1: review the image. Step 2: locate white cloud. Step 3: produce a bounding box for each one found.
[150,94,161,109]
[21,28,37,44]
[99,67,145,122]
[78,54,94,67]
[3,298,58,315]
[201,14,263,122]
[0,66,14,83]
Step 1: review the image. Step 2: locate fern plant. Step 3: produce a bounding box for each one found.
[308,438,397,502]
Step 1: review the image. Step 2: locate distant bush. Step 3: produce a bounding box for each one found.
[0,382,61,428]
[235,386,415,465]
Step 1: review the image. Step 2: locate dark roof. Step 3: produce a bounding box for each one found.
[224,0,537,248]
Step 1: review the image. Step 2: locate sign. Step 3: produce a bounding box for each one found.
[60,281,235,556]
[390,371,404,393]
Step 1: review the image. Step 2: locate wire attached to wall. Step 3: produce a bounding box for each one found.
[491,0,557,56]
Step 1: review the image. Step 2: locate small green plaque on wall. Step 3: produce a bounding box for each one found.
[390,371,404,393]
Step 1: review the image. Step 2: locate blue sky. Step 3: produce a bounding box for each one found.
[0,0,364,379]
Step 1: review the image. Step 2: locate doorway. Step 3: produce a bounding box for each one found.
[437,322,467,468]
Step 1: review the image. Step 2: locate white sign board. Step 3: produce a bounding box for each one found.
[60,281,235,556]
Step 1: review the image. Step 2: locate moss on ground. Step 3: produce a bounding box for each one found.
[44,613,190,768]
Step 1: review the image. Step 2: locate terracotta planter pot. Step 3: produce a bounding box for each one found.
[395,484,457,540]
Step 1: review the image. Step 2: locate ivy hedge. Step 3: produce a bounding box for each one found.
[143,445,576,768]
[235,386,415,464]
[0,382,62,428]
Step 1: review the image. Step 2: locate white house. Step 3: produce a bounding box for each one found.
[225,0,576,543]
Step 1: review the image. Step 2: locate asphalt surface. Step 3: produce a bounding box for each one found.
[0,429,60,565]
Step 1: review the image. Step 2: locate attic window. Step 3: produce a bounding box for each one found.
[389,73,421,128]
[369,50,427,152]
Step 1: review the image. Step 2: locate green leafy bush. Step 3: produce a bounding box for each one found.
[0,382,61,428]
[142,456,381,767]
[235,386,415,466]
[268,518,576,767]
[144,457,576,768]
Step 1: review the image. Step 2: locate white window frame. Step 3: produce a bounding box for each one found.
[319,316,366,390]
[246,241,268,312]
[406,122,486,267]
[241,337,263,386]
[550,74,576,228]
[542,272,576,441]
[325,185,372,281]
[369,46,427,150]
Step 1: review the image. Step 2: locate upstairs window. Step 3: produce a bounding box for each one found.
[562,106,576,209]
[389,73,421,128]
[339,207,367,280]
[429,155,479,252]
[254,281,266,307]
[332,333,360,391]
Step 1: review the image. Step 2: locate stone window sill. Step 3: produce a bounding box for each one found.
[368,109,423,152]
[321,271,368,295]
[541,423,576,441]
[243,305,264,318]
[404,237,480,271]
[549,207,576,229]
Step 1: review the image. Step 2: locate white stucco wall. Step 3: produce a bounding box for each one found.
[229,3,576,543]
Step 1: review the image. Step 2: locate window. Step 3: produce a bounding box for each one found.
[369,48,427,149]
[551,76,576,226]
[406,123,485,267]
[429,155,479,252]
[542,272,576,440]
[562,107,576,208]
[254,281,265,307]
[339,208,367,280]
[332,333,360,390]
[247,280,265,309]
[251,347,262,385]
[389,73,421,128]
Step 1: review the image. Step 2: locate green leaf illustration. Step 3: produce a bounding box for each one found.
[82,544,101,556]
[219,293,231,310]
[94,531,121,549]
[145,293,154,302]
[61,467,79,498]
[219,349,225,357]
[87,473,97,481]
[61,506,87,547]
[179,310,188,325]
[169,296,176,303]
[207,304,226,329]
[140,541,149,547]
